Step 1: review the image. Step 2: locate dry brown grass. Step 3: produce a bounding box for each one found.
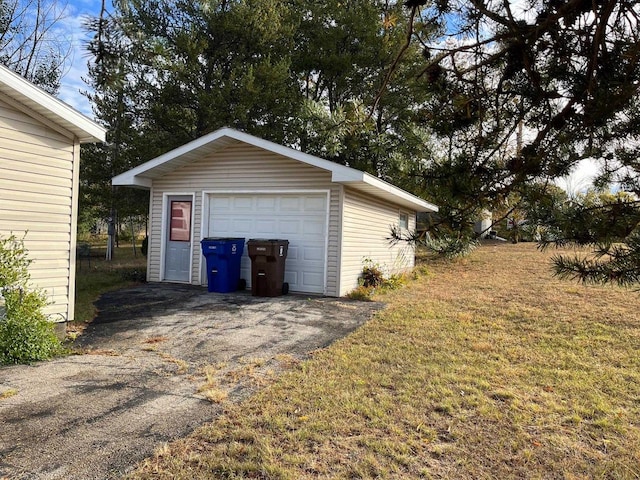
[82,349,120,356]
[195,359,276,405]
[130,242,640,479]
[0,388,18,400]
[156,352,189,374]
[196,364,228,404]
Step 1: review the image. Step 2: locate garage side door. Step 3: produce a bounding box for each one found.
[207,193,328,294]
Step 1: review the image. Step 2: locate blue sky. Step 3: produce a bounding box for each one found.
[56,0,102,116]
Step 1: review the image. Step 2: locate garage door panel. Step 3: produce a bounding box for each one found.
[303,246,324,262]
[302,272,324,288]
[256,197,276,210]
[280,197,302,211]
[213,218,230,232]
[280,219,301,235]
[211,197,230,209]
[232,196,253,209]
[305,196,326,211]
[208,193,327,294]
[284,270,298,285]
[286,245,300,261]
[303,219,324,235]
[232,219,253,233]
[255,219,278,235]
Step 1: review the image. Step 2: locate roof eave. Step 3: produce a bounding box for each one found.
[0,65,106,143]
[331,170,437,212]
[112,173,152,189]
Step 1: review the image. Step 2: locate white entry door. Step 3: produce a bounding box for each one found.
[207,193,328,294]
[164,195,193,282]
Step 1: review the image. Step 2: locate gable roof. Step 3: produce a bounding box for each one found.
[0,65,105,143]
[112,127,438,212]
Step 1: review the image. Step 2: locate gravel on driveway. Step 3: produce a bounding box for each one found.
[0,284,381,479]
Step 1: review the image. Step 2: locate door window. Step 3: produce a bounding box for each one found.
[170,201,192,241]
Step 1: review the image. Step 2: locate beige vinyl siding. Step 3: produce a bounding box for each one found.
[339,187,416,296]
[148,142,341,296]
[67,138,81,322]
[326,186,341,296]
[146,187,159,283]
[0,97,76,322]
[192,192,203,283]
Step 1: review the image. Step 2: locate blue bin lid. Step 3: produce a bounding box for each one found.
[202,237,245,242]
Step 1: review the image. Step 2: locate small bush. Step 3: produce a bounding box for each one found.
[346,285,375,301]
[360,258,385,288]
[0,235,62,365]
[348,259,408,300]
[383,273,406,290]
[412,265,430,279]
[0,289,61,364]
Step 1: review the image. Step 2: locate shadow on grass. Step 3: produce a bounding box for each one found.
[74,242,147,325]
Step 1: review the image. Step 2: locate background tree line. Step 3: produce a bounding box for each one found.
[81,0,640,285]
[80,0,435,226]
[2,0,639,285]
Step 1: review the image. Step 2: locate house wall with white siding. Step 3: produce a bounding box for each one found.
[339,187,416,296]
[147,142,343,296]
[0,97,78,321]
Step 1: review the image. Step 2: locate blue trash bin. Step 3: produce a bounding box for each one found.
[200,237,245,293]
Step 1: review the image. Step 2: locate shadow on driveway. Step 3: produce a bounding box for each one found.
[0,284,381,479]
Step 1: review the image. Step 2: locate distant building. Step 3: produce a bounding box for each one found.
[474,210,493,238]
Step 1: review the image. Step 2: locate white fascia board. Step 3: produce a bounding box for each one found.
[0,65,106,143]
[361,172,439,212]
[112,171,152,188]
[330,169,366,182]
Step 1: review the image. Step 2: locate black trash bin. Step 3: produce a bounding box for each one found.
[200,237,245,293]
[247,239,289,297]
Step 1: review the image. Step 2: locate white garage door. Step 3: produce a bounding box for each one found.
[207,193,328,294]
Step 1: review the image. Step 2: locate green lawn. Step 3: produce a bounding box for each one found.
[129,242,640,479]
[73,241,147,326]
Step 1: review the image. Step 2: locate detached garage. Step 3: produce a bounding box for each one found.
[112,128,437,296]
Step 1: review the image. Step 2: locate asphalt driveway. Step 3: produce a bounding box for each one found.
[0,284,381,479]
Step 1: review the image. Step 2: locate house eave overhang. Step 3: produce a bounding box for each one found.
[0,65,106,143]
[111,127,439,212]
[112,174,153,189]
[347,173,438,212]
